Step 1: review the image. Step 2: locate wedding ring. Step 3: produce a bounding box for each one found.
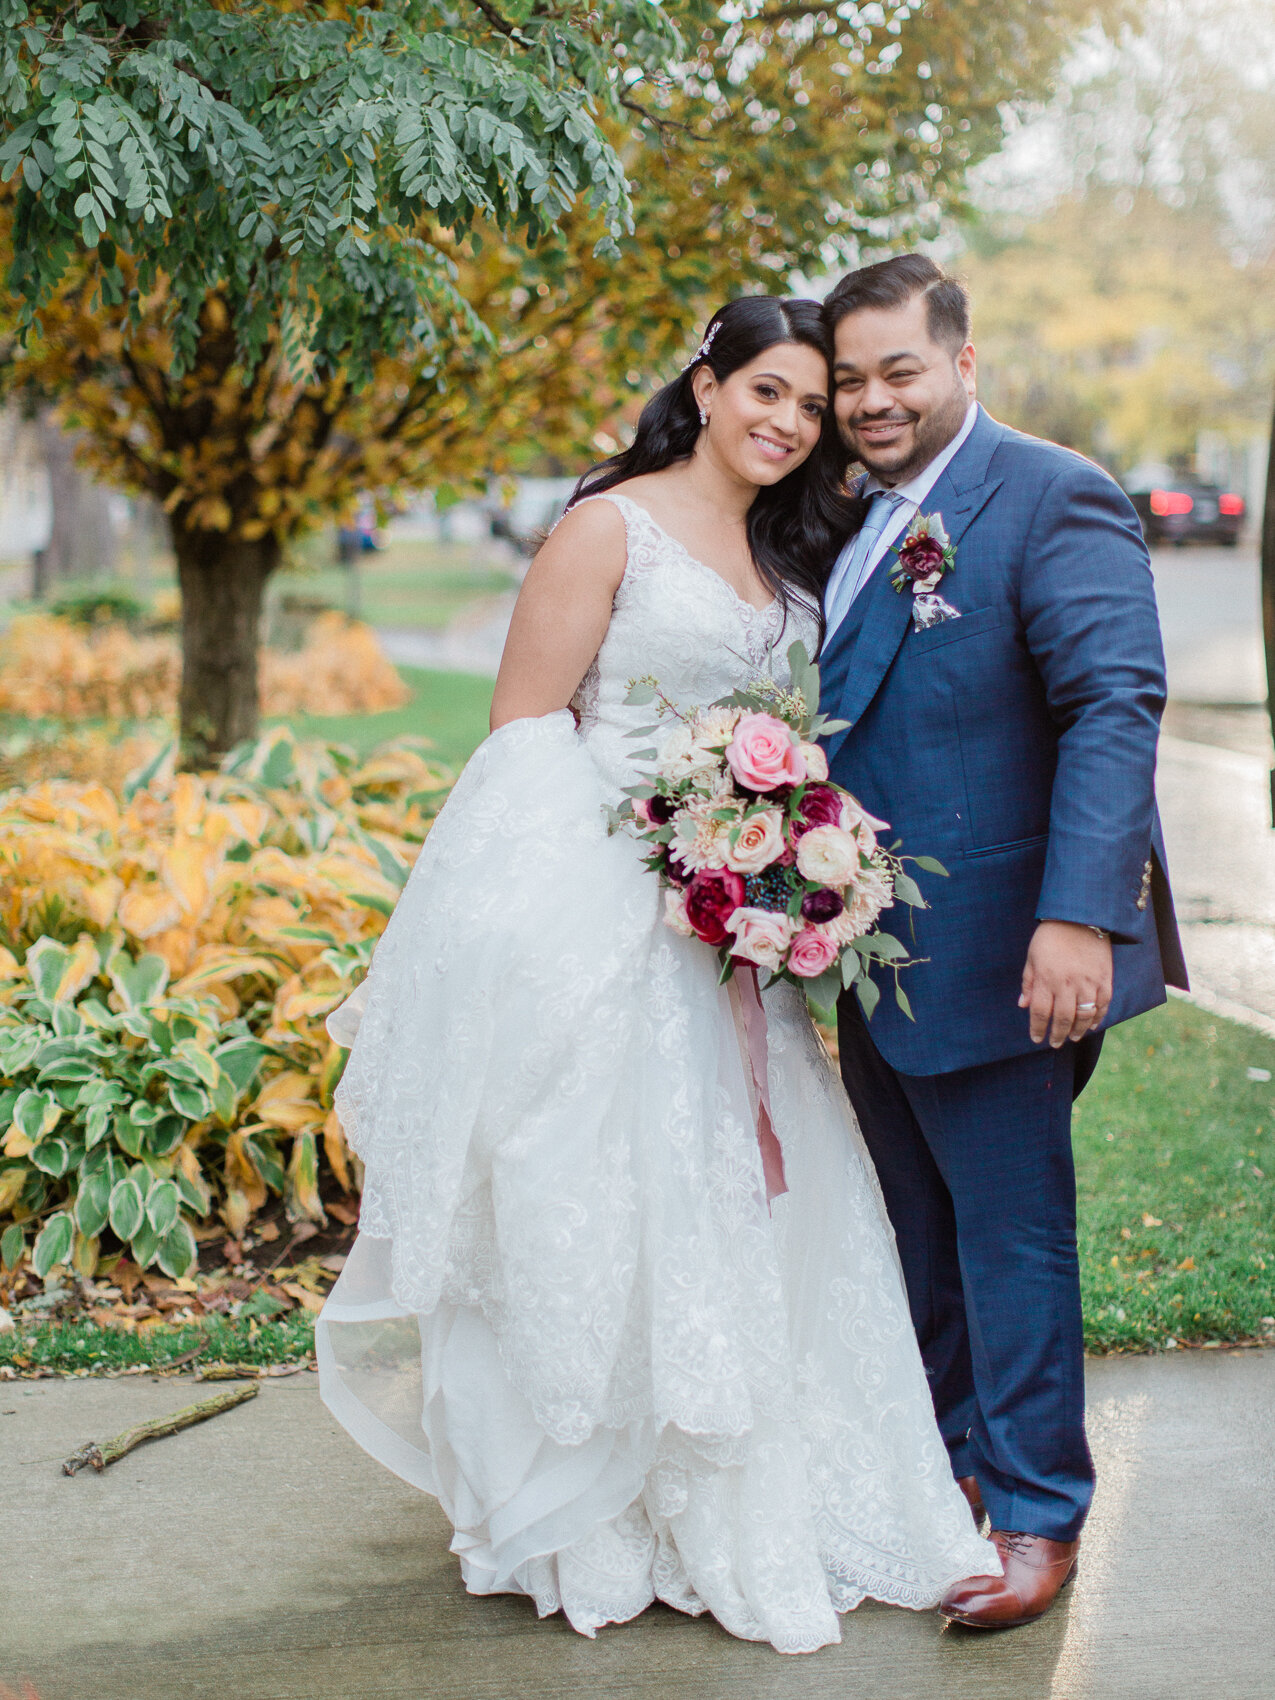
[1077,1002,1097,1013]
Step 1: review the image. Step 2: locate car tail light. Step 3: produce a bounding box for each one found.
[1218,493,1245,516]
[1149,489,1194,517]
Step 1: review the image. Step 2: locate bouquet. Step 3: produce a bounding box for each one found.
[607,642,944,1024]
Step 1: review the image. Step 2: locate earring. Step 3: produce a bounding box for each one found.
[698,407,708,426]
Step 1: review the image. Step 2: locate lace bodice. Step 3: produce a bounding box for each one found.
[568,493,819,792]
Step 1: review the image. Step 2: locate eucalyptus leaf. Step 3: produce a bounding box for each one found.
[912,856,950,876]
[856,975,881,1019]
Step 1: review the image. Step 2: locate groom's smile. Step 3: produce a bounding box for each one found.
[831,293,976,485]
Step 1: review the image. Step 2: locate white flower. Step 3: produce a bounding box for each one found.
[659,723,720,781]
[819,862,895,942]
[724,808,786,875]
[670,794,739,870]
[800,743,829,782]
[690,705,741,750]
[796,824,860,886]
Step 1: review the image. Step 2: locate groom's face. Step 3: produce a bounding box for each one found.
[831,294,976,485]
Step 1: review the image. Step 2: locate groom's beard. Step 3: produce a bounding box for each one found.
[841,379,970,486]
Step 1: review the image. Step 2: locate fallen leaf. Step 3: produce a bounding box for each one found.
[1142,1214,1163,1228]
[326,1200,358,1227]
[256,1221,280,1243]
[1177,1256,1196,1271]
[280,1282,326,1313]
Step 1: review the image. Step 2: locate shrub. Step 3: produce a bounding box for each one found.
[0,611,409,722]
[0,728,453,1281]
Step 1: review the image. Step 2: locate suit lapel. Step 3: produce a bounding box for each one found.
[821,409,1007,768]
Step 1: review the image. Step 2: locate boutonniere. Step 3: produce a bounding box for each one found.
[889,511,960,632]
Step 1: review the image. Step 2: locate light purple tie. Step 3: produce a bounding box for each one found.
[825,489,907,638]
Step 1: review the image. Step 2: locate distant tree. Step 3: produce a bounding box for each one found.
[0,0,1108,763]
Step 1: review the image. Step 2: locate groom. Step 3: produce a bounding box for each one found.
[818,255,1187,1629]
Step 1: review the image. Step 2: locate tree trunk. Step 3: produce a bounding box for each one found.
[32,412,118,594]
[173,519,280,770]
[1262,392,1275,826]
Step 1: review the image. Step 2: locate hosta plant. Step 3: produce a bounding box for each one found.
[0,938,266,1280]
[0,727,453,1280]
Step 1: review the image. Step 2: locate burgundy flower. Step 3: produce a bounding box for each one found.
[666,851,693,886]
[684,867,746,944]
[646,793,676,824]
[899,535,945,581]
[791,783,844,840]
[801,886,845,923]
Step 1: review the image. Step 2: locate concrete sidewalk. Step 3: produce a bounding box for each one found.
[4,1350,1273,1700]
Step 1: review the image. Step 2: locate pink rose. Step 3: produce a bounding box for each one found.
[685,867,746,945]
[787,926,840,978]
[663,886,697,938]
[726,906,796,971]
[725,712,806,794]
[724,808,785,875]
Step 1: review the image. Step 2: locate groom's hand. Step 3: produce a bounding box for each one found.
[1019,921,1113,1048]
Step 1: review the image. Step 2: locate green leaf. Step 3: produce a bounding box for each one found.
[214,1039,269,1094]
[14,1087,59,1141]
[107,950,169,1010]
[146,1177,181,1236]
[156,1217,197,1281]
[130,1217,162,1269]
[240,1289,288,1319]
[912,856,949,877]
[1,1221,25,1271]
[352,827,410,891]
[895,984,915,1021]
[624,682,656,706]
[25,938,72,1002]
[108,1175,144,1242]
[803,965,842,1025]
[168,1081,211,1121]
[75,1167,111,1238]
[350,892,395,918]
[893,872,926,909]
[32,1211,74,1279]
[856,975,881,1019]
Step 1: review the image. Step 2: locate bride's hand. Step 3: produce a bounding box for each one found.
[489,499,627,731]
[1018,920,1113,1048]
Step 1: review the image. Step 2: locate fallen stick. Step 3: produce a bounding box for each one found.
[197,1360,310,1380]
[61,1383,259,1476]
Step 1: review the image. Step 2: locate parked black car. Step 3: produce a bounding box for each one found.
[1124,477,1245,547]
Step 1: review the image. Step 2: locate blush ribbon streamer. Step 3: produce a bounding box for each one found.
[727,964,788,1206]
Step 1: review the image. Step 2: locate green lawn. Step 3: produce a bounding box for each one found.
[286,538,518,631]
[279,663,493,767]
[3,950,1273,1375]
[1075,997,1275,1350]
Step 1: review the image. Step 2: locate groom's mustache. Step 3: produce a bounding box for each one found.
[848,410,916,429]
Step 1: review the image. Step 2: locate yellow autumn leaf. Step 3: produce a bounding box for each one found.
[255,1070,323,1134]
[323,1107,353,1194]
[224,1132,269,1213]
[0,1166,27,1211]
[163,833,214,918]
[81,874,124,927]
[3,1127,35,1159]
[171,951,282,994]
[117,884,184,940]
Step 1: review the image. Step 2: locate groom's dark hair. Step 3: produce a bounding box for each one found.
[824,255,970,353]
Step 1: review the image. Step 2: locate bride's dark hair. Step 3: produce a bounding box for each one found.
[569,297,852,639]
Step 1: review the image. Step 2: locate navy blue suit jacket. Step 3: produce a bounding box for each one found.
[820,406,1187,1076]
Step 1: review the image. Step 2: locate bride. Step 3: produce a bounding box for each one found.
[315,295,996,1655]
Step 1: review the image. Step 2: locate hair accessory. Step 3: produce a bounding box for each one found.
[682,320,720,372]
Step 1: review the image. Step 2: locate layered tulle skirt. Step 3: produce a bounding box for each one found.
[315,712,995,1653]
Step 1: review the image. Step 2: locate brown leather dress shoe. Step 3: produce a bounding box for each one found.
[956,1475,986,1529]
[940,1530,1079,1629]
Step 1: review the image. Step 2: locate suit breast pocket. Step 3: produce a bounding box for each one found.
[905,604,1003,655]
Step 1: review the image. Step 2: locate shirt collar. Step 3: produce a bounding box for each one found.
[862,400,979,505]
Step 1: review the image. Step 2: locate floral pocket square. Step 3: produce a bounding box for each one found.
[911,593,961,633]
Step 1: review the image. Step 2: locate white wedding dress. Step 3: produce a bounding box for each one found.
[315,492,996,1653]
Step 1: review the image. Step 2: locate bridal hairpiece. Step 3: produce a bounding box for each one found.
[682,321,720,371]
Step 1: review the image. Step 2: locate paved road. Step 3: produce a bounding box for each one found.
[3,1352,1272,1700]
[1150,543,1264,706]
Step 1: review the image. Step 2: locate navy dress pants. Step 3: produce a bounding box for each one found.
[837,994,1102,1542]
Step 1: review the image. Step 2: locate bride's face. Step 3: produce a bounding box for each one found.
[692,343,829,486]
